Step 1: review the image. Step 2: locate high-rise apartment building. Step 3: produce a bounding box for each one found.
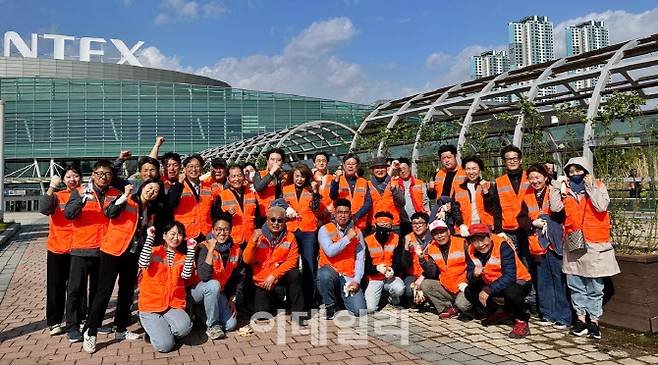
[471,50,510,79]
[566,20,609,90]
[508,16,555,70]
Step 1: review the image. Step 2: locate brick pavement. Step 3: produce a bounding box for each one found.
[0,213,656,364]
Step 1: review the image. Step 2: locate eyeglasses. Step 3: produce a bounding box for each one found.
[215,227,230,233]
[504,157,520,162]
[411,221,427,226]
[269,217,286,224]
[93,171,113,178]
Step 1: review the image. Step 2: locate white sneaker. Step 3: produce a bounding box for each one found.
[82,330,96,353]
[115,331,141,341]
[536,319,554,326]
[49,324,64,336]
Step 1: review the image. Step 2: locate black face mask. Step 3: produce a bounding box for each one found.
[375,226,391,242]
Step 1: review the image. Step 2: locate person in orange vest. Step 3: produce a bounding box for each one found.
[317,198,367,318]
[517,164,570,330]
[137,221,196,353]
[554,157,620,340]
[454,156,494,236]
[464,223,532,338]
[254,148,288,216]
[243,202,307,325]
[427,144,467,203]
[169,154,218,241]
[397,158,429,236]
[40,165,82,336]
[203,158,228,191]
[367,156,404,233]
[82,178,164,353]
[63,160,125,343]
[329,153,372,232]
[242,162,257,189]
[400,211,432,304]
[363,212,405,313]
[218,164,263,246]
[418,220,470,319]
[189,213,243,340]
[312,151,334,221]
[283,163,323,311]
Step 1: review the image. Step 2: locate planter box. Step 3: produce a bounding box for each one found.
[600,253,658,333]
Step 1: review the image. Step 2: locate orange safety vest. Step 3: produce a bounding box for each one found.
[319,223,360,277]
[563,181,611,243]
[138,245,187,312]
[282,185,318,232]
[201,175,225,199]
[426,237,467,294]
[467,235,531,285]
[434,168,467,198]
[454,182,493,227]
[221,187,257,244]
[404,177,428,214]
[187,240,241,288]
[524,186,552,255]
[256,170,286,216]
[248,230,298,288]
[495,172,531,231]
[100,198,139,256]
[47,190,74,254]
[317,173,335,211]
[405,232,428,277]
[364,232,398,281]
[173,179,215,239]
[71,185,122,253]
[367,179,401,228]
[337,175,369,230]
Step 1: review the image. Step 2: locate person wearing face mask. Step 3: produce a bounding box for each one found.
[82,178,164,353]
[329,153,372,231]
[282,163,323,311]
[419,220,470,320]
[367,157,404,234]
[453,156,493,236]
[363,212,405,313]
[253,148,288,216]
[40,165,82,336]
[553,157,620,340]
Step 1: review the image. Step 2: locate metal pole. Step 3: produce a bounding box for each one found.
[0,100,5,222]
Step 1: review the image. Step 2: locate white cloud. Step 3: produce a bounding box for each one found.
[425,45,507,86]
[554,7,658,57]
[154,0,225,25]
[283,17,356,58]
[425,52,451,70]
[137,46,190,72]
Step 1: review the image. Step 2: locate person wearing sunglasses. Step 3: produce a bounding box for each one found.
[63,160,125,343]
[243,200,307,326]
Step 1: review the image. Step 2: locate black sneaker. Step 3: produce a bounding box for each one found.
[587,322,601,340]
[570,320,588,337]
[67,328,83,343]
[324,306,335,320]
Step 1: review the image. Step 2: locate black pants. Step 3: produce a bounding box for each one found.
[65,255,100,332]
[46,251,70,327]
[85,250,139,336]
[253,269,304,314]
[464,279,531,322]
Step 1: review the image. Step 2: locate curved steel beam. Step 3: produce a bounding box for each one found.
[583,39,639,165]
[349,102,390,152]
[375,93,426,156]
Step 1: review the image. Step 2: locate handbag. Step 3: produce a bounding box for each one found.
[566,229,587,254]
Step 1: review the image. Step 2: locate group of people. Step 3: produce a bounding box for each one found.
[41,136,620,355]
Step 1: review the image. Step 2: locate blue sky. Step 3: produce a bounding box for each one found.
[2,0,658,103]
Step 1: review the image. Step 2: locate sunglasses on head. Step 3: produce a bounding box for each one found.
[269,217,286,224]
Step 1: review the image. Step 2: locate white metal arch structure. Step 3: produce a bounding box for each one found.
[349,33,658,168]
[198,120,357,164]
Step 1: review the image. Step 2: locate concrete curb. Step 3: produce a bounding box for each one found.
[0,223,22,251]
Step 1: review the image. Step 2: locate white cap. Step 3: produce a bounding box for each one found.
[429,220,448,232]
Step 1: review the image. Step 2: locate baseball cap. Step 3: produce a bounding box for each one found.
[211,158,227,168]
[370,156,388,168]
[429,220,448,232]
[468,223,490,238]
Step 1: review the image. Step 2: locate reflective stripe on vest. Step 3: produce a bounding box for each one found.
[320,223,359,277]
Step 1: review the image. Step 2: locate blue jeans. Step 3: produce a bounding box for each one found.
[566,275,604,321]
[294,230,318,310]
[139,308,192,353]
[190,280,237,331]
[403,275,417,299]
[536,250,571,325]
[316,265,366,316]
[364,277,405,313]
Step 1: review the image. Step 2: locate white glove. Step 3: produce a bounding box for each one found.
[343,282,355,297]
[459,224,469,238]
[435,208,446,222]
[541,223,548,237]
[384,267,394,279]
[49,175,62,189]
[497,232,510,243]
[532,219,546,229]
[457,282,468,292]
[376,263,387,274]
[557,176,569,184]
[285,206,298,218]
[82,183,94,203]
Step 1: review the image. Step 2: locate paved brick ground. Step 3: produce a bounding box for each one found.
[0,212,657,364]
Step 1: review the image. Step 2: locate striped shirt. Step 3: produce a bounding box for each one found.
[138,235,195,279]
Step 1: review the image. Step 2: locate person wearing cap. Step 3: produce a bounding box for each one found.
[253,148,288,217]
[329,153,372,231]
[317,198,367,318]
[453,156,493,235]
[418,219,470,319]
[400,211,432,305]
[203,158,228,191]
[168,154,217,241]
[363,211,405,313]
[397,158,430,236]
[427,144,467,203]
[552,157,620,340]
[243,203,307,326]
[368,156,404,233]
[464,223,532,338]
